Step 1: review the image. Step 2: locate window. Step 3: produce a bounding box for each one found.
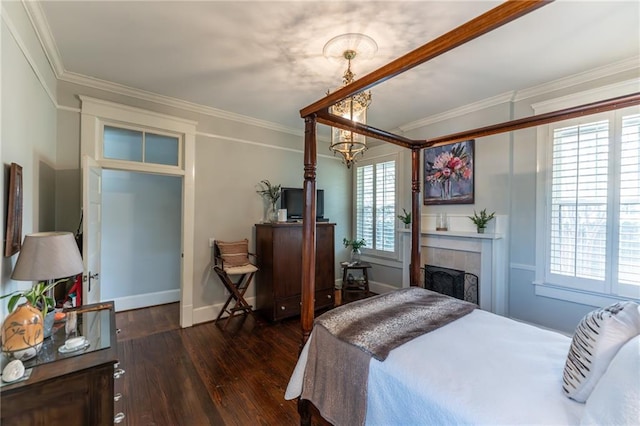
[355,156,397,255]
[103,125,180,167]
[538,105,640,302]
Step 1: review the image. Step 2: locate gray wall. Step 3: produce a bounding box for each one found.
[1,3,59,320]
[54,80,351,318]
[399,70,639,334]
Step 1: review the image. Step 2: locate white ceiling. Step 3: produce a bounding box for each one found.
[37,1,639,135]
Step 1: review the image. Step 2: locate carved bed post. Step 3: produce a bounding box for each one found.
[301,115,317,345]
[298,115,317,426]
[410,147,422,286]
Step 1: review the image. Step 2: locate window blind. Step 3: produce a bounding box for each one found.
[619,114,640,286]
[356,160,396,252]
[550,120,609,280]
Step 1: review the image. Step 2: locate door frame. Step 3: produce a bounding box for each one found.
[80,96,197,327]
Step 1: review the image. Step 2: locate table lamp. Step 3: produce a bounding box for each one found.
[2,232,84,360]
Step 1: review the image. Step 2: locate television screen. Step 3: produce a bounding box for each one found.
[280,188,324,220]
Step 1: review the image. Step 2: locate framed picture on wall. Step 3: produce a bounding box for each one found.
[423,140,475,205]
[5,163,23,257]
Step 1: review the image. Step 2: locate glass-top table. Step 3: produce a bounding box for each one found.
[11,303,113,370]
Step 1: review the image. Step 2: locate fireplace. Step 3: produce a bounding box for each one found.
[424,265,478,305]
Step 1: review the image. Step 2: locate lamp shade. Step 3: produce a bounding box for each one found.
[11,232,84,281]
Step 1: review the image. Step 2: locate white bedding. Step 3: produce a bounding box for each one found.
[286,309,585,425]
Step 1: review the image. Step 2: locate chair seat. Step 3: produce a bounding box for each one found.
[224,263,258,275]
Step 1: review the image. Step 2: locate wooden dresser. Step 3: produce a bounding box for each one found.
[0,302,122,425]
[255,222,335,321]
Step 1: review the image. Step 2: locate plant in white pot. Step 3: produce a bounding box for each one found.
[468,209,495,233]
[397,208,411,229]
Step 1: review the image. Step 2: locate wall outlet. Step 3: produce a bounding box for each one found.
[209,237,215,248]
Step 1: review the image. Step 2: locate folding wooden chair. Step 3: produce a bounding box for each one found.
[213,239,259,329]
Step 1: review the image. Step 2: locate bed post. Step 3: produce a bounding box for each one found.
[301,115,317,345]
[410,147,422,286]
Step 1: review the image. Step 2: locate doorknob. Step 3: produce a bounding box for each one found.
[83,272,99,292]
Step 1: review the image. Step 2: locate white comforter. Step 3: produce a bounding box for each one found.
[286,309,585,425]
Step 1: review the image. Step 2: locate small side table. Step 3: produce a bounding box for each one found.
[341,261,372,295]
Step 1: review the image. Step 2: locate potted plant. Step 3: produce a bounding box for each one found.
[3,281,60,336]
[256,179,281,222]
[397,208,411,228]
[343,238,366,263]
[1,280,62,360]
[468,208,496,233]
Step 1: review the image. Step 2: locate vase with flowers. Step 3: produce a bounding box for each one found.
[256,179,281,223]
[425,143,473,201]
[343,238,366,264]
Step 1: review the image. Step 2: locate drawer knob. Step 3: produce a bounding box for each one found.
[280,306,286,310]
[114,368,125,379]
[114,412,125,423]
[114,392,123,402]
[327,294,332,299]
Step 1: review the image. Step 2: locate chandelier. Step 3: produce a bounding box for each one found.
[324,34,377,168]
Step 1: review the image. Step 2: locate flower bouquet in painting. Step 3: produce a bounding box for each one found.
[424,140,474,205]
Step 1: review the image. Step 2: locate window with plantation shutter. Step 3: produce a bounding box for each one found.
[355,156,396,254]
[539,105,640,302]
[618,114,640,289]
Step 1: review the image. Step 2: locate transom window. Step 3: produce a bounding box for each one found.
[103,125,180,167]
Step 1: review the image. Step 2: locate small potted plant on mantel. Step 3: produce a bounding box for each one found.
[397,208,411,229]
[468,208,495,233]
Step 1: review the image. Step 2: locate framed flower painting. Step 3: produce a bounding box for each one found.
[423,140,474,205]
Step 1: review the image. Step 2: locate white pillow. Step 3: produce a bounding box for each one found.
[580,335,640,425]
[562,301,640,402]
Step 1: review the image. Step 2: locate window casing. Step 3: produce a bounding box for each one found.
[536,105,640,303]
[355,155,397,257]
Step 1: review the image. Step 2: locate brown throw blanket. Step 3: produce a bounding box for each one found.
[302,287,476,426]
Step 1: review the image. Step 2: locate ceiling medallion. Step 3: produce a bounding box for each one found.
[323,34,377,168]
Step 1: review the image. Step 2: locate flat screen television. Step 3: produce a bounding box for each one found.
[280,188,325,220]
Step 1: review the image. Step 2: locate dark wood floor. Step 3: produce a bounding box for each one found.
[114,303,333,426]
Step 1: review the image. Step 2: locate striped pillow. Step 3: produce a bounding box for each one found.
[217,239,250,268]
[562,301,640,402]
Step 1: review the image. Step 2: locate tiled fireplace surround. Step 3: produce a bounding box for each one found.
[400,214,508,315]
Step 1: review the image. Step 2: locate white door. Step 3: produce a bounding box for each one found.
[82,155,102,305]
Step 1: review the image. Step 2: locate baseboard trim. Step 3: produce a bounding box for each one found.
[109,289,180,312]
[192,296,257,325]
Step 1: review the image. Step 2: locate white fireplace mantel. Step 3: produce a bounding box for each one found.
[400,215,508,315]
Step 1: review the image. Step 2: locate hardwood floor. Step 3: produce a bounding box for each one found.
[114,303,332,425]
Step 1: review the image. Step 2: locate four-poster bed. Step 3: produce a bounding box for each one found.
[292,0,640,424]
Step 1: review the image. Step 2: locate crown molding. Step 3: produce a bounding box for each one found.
[197,131,339,161]
[398,56,639,132]
[399,92,515,132]
[60,71,304,137]
[513,56,640,102]
[2,2,56,107]
[22,0,64,78]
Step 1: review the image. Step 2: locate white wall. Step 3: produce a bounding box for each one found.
[1,3,58,320]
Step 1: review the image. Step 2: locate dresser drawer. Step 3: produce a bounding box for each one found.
[314,288,334,310]
[273,295,301,320]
